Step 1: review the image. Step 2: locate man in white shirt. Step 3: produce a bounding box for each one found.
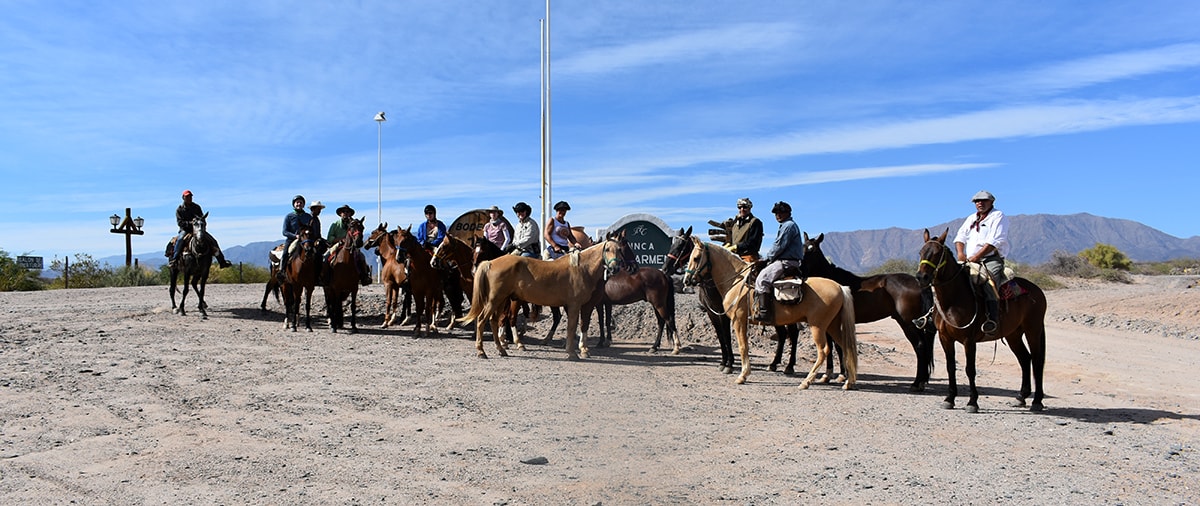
[953,190,1009,335]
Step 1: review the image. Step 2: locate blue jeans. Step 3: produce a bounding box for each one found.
[172,230,187,262]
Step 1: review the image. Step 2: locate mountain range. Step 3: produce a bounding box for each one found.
[102,213,1200,273]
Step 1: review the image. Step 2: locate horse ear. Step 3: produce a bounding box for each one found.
[922,229,931,242]
[380,221,388,230]
[684,225,692,237]
[938,228,949,244]
[203,212,209,219]
[815,232,823,244]
[803,231,809,242]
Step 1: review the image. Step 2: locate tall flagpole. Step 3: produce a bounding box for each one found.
[540,0,552,252]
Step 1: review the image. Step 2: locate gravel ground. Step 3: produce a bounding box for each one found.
[0,274,1197,504]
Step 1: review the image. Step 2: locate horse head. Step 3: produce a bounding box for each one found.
[681,235,711,286]
[345,217,366,247]
[662,226,693,275]
[189,212,211,253]
[364,222,388,250]
[801,232,834,271]
[602,229,638,276]
[431,236,458,271]
[915,228,953,288]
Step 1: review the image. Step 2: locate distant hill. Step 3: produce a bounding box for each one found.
[104,213,1199,272]
[814,213,1200,273]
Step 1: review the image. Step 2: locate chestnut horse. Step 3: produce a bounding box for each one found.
[170,213,214,318]
[662,227,799,374]
[280,225,319,332]
[458,232,636,360]
[916,229,1047,412]
[802,232,937,391]
[364,223,408,328]
[393,226,443,337]
[683,236,858,388]
[470,236,535,346]
[324,217,365,333]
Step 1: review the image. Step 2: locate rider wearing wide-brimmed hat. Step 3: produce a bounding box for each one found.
[482,205,512,252]
[509,201,540,257]
[324,204,372,286]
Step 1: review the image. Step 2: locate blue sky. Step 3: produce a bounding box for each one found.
[3,1,1199,263]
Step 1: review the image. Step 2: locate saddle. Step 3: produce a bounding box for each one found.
[746,260,807,305]
[164,234,192,258]
[965,262,1025,301]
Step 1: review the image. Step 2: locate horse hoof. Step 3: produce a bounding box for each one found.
[672,348,681,355]
[784,368,795,376]
[1010,398,1028,408]
[909,382,926,392]
[768,364,778,372]
[478,352,489,359]
[735,376,747,385]
[799,381,811,389]
[721,366,734,374]
[1030,402,1045,412]
[966,405,980,414]
[567,353,581,361]
[843,382,855,391]
[941,401,955,410]
[517,345,527,352]
[498,349,509,357]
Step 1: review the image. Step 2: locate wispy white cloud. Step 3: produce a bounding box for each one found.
[556,22,799,76]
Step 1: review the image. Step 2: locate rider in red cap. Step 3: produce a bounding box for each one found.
[170,190,232,269]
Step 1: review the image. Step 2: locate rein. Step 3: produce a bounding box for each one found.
[686,242,753,316]
[922,240,980,330]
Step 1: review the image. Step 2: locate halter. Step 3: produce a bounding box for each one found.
[600,240,634,278]
[684,242,754,316]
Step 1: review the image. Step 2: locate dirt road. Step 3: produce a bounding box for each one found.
[1,276,1197,504]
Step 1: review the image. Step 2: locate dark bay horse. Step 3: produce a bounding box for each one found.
[803,232,937,391]
[592,267,680,354]
[170,213,213,318]
[683,237,858,388]
[364,223,408,329]
[662,227,798,374]
[280,226,320,332]
[324,217,365,333]
[916,229,1047,412]
[394,226,443,337]
[459,233,636,360]
[432,234,475,330]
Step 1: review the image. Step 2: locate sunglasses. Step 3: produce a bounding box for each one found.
[737,205,749,209]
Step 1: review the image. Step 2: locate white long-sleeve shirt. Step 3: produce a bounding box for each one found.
[954,209,1009,258]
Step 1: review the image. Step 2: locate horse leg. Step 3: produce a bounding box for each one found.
[733,314,752,384]
[169,271,178,310]
[348,291,358,333]
[964,340,980,413]
[577,305,592,359]
[565,306,583,360]
[899,317,934,392]
[1029,322,1047,412]
[800,325,829,389]
[475,307,490,358]
[491,312,509,357]
[543,306,562,344]
[715,314,734,374]
[176,274,189,316]
[768,325,786,372]
[786,324,798,376]
[940,335,958,409]
[197,277,208,319]
[303,287,314,332]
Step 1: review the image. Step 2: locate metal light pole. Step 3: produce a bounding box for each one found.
[374,111,386,282]
[109,208,145,267]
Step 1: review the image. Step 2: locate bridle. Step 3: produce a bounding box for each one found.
[683,242,754,316]
[600,239,636,278]
[919,239,980,330]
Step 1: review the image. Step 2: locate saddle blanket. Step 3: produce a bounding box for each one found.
[999,279,1026,300]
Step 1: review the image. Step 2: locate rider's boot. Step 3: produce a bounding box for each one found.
[359,265,372,286]
[981,300,1000,335]
[754,291,774,324]
[216,249,233,269]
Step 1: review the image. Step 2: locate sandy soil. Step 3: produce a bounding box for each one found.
[1,275,1197,504]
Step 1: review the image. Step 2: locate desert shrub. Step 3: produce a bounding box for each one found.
[48,254,112,288]
[0,249,44,291]
[866,258,919,276]
[1018,270,1064,290]
[209,263,271,284]
[108,265,162,287]
[1079,243,1132,271]
[1097,268,1132,283]
[1130,258,1200,275]
[1041,250,1099,278]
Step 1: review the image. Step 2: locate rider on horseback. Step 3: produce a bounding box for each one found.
[326,204,372,286]
[279,195,312,279]
[510,201,540,258]
[753,201,804,323]
[169,190,232,269]
[483,205,513,252]
[544,200,582,259]
[415,204,448,251]
[953,190,1009,335]
[724,197,764,262]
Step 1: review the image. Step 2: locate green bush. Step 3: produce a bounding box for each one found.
[1079,243,1132,271]
[1097,268,1132,283]
[108,265,162,287]
[1041,250,1099,278]
[209,263,272,284]
[48,254,112,289]
[866,258,919,276]
[1130,258,1200,275]
[0,249,44,291]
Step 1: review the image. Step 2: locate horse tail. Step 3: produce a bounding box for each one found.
[457,260,491,325]
[838,285,858,381]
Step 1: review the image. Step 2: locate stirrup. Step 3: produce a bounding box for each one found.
[981,320,997,335]
[913,316,929,330]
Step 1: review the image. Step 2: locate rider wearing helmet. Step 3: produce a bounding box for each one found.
[725,197,764,261]
[753,201,804,323]
[415,204,448,250]
[280,194,313,272]
[170,189,232,269]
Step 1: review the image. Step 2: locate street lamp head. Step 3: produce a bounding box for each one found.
[374,111,386,122]
[109,214,121,227]
[134,216,144,230]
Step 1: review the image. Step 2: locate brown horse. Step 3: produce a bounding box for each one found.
[280,225,319,332]
[683,236,858,388]
[431,234,475,330]
[916,229,1047,412]
[364,223,408,329]
[324,217,365,333]
[471,236,539,348]
[592,267,680,354]
[170,213,214,318]
[458,232,636,360]
[394,226,443,337]
[803,232,937,391]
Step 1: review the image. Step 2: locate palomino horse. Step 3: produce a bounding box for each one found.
[592,267,681,354]
[458,232,637,360]
[431,234,475,329]
[662,227,799,374]
[364,223,408,328]
[393,226,444,337]
[682,236,858,388]
[916,229,1048,412]
[803,232,937,391]
[170,213,214,318]
[324,217,365,333]
[280,225,320,332]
